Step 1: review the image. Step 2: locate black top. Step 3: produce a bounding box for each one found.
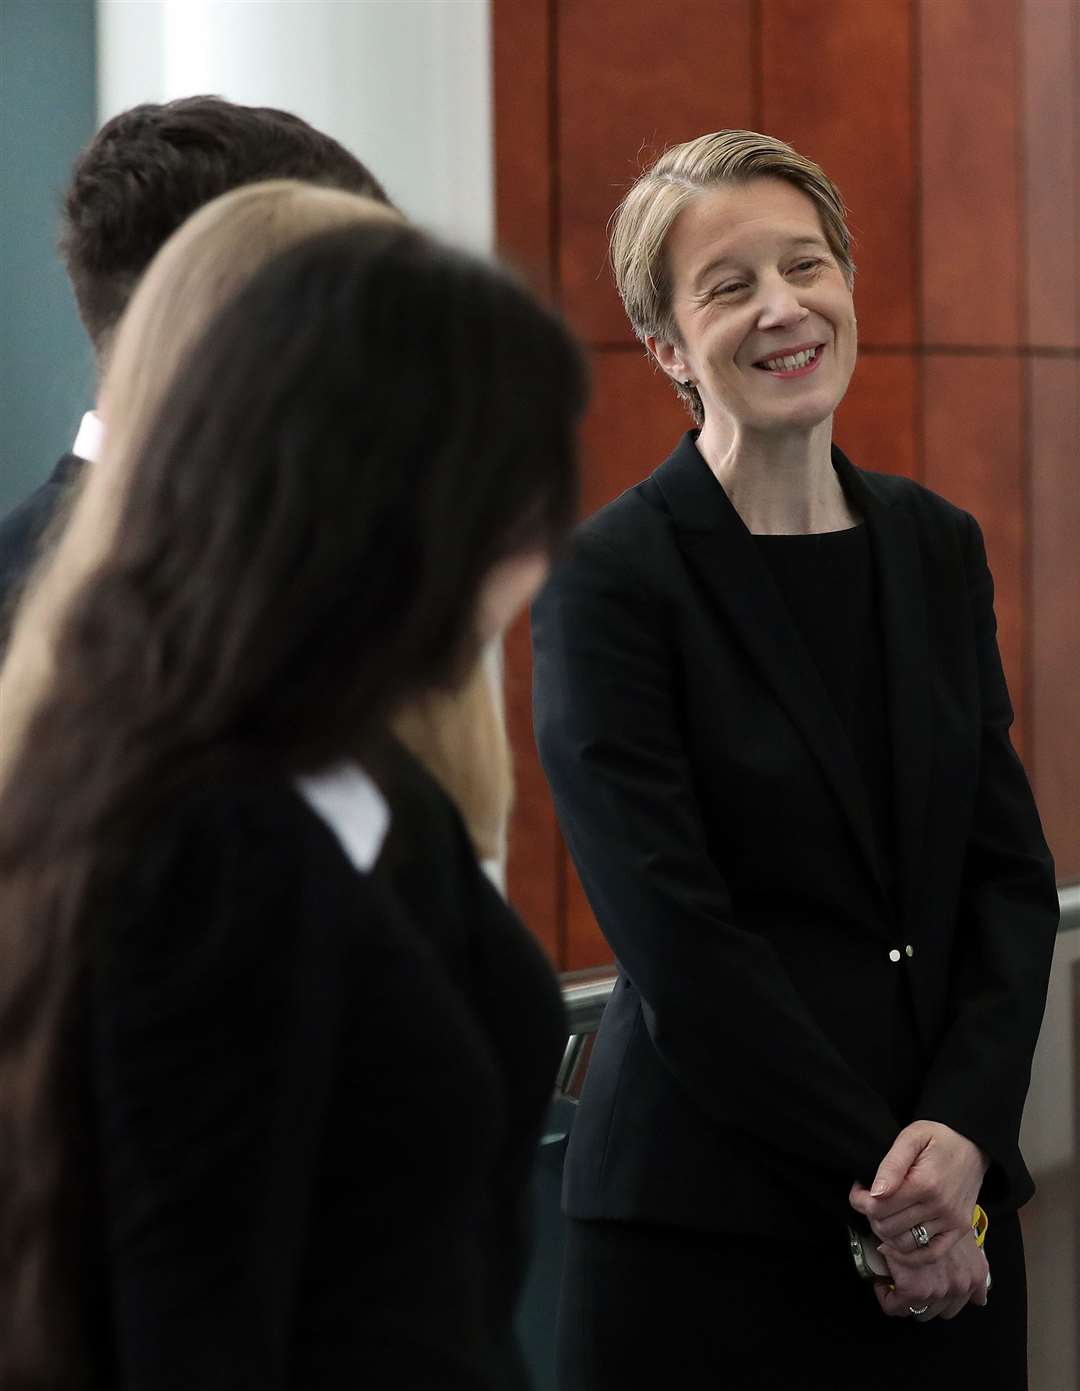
[752,524,896,898]
[752,524,921,1117]
[89,748,563,1390]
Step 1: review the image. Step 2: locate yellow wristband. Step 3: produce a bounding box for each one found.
[972,1204,989,1248]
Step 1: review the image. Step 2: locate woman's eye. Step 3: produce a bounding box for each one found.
[791,259,822,275]
[712,282,746,298]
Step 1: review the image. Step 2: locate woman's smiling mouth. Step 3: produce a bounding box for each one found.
[752,343,825,378]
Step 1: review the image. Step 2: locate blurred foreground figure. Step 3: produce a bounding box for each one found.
[0,95,389,647]
[0,96,516,874]
[0,199,586,1388]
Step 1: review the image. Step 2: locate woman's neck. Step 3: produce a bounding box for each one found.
[695,414,859,536]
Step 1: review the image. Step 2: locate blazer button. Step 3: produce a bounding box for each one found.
[888,949,902,963]
[905,944,914,958]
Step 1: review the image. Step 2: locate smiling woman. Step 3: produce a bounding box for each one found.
[531,129,1057,1389]
[645,178,858,469]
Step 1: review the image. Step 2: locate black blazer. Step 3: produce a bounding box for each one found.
[532,432,1058,1242]
[90,751,563,1389]
[0,453,83,647]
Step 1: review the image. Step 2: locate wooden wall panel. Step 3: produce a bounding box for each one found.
[1021,0,1079,349]
[493,0,554,295]
[579,350,693,517]
[834,352,918,479]
[557,0,754,343]
[922,354,1027,758]
[761,0,916,346]
[504,614,562,964]
[565,856,612,971]
[494,2,562,952]
[1030,359,1080,879]
[919,0,1022,347]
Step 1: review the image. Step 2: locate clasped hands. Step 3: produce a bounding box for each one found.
[849,1120,991,1323]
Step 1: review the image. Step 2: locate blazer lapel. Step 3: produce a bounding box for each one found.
[652,434,886,900]
[834,451,932,933]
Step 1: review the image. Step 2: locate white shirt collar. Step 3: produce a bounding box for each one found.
[71,410,105,463]
[294,763,390,873]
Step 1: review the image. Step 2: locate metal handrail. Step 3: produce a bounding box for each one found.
[559,883,1080,1055]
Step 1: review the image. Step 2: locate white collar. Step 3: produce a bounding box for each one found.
[71,411,105,463]
[294,762,390,873]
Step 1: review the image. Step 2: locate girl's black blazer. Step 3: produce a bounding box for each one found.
[531,431,1058,1240]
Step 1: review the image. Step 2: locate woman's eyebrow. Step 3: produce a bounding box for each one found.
[690,234,830,291]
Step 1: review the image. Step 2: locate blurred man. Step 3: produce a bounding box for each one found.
[0,96,390,645]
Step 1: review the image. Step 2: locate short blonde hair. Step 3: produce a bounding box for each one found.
[610,130,854,423]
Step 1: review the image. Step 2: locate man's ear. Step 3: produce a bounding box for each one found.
[645,334,690,384]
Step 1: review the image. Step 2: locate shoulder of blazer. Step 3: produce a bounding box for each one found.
[556,447,690,598]
[575,477,670,551]
[837,449,973,539]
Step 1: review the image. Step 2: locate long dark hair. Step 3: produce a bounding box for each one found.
[0,222,586,1387]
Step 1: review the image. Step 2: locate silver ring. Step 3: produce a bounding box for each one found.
[908,1304,930,1316]
[911,1224,930,1249]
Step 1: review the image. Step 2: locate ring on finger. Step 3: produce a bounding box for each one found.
[908,1304,930,1316]
[910,1224,930,1250]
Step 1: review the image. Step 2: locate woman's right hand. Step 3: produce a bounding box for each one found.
[874,1230,990,1322]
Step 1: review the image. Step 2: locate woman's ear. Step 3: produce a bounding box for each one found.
[645,334,692,386]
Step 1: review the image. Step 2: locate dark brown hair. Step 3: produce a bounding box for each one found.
[59,95,391,357]
[0,220,586,1387]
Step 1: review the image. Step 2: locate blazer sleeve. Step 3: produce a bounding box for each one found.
[915,513,1058,1206]
[532,529,902,1195]
[93,788,345,1390]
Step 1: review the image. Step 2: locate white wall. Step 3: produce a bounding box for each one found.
[97,0,493,251]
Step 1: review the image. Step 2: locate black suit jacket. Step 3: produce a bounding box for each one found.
[0,453,84,647]
[532,431,1058,1241]
[91,751,563,1388]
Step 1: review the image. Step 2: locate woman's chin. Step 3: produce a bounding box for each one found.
[750,399,838,434]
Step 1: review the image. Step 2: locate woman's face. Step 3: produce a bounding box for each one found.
[647,177,857,437]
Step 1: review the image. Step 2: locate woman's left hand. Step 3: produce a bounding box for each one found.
[849,1120,989,1259]
[874,1228,990,1321]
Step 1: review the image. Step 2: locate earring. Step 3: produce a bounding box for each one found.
[682,379,696,388]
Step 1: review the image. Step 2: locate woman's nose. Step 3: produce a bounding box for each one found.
[755,281,810,331]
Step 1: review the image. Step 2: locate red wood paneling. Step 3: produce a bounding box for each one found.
[1030,359,1080,878]
[919,0,1022,347]
[922,354,1027,758]
[834,352,918,479]
[1021,0,1079,348]
[565,855,613,971]
[557,0,755,343]
[494,0,562,946]
[761,0,917,346]
[578,349,693,518]
[504,613,562,963]
[493,0,554,296]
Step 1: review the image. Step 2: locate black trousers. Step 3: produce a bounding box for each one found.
[556,1214,1026,1391]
